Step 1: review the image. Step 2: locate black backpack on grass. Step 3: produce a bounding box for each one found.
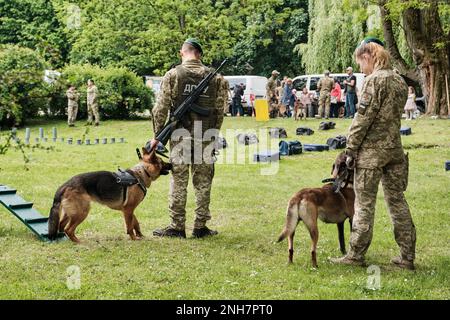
[296,127,314,136]
[279,140,303,156]
[319,121,336,130]
[326,135,347,150]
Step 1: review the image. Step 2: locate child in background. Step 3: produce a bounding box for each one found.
[404,86,417,120]
[300,87,314,118]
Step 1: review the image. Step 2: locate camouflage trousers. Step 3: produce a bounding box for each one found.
[87,103,100,125]
[67,104,78,125]
[318,92,331,118]
[169,162,215,230]
[348,159,416,262]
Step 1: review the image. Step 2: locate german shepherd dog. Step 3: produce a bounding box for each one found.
[47,148,172,242]
[277,152,354,268]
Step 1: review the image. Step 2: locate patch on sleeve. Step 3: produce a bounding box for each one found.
[358,92,372,115]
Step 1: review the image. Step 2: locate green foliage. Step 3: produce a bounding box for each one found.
[231,0,309,77]
[0,45,48,128]
[298,0,368,74]
[48,0,309,77]
[0,0,69,67]
[60,64,154,119]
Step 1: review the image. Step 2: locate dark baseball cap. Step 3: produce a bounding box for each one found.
[184,38,203,55]
[361,37,385,47]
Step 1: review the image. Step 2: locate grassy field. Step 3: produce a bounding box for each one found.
[0,117,449,300]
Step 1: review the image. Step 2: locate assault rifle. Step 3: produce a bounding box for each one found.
[148,59,228,157]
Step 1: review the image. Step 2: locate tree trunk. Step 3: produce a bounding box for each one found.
[402,2,450,116]
[379,1,450,116]
[379,3,419,83]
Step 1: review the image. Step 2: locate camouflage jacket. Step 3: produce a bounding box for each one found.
[266,76,277,99]
[87,85,98,105]
[152,59,228,135]
[346,68,408,166]
[317,76,334,93]
[66,89,80,106]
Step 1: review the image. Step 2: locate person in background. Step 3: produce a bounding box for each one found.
[343,66,357,118]
[281,78,293,118]
[232,83,244,116]
[66,85,80,127]
[86,79,100,126]
[266,70,280,118]
[330,79,342,118]
[300,87,314,118]
[404,86,417,120]
[317,70,335,119]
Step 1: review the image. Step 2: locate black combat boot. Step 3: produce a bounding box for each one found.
[192,226,218,238]
[153,226,186,238]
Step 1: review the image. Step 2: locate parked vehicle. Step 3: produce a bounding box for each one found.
[293,73,366,102]
[144,76,162,95]
[224,76,268,115]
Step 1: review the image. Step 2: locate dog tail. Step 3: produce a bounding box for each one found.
[277,202,298,242]
[48,186,65,240]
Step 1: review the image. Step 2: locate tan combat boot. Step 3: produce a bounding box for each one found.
[330,255,367,267]
[391,256,415,270]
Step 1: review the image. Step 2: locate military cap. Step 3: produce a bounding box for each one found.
[184,38,203,55]
[272,70,280,75]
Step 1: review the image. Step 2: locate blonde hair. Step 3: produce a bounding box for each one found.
[355,42,391,70]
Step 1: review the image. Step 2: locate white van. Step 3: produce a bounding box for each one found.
[292,73,366,103]
[225,75,268,115]
[144,76,162,95]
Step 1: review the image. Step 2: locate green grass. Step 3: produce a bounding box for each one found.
[0,117,449,299]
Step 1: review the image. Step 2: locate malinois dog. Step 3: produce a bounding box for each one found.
[277,152,354,268]
[48,147,172,242]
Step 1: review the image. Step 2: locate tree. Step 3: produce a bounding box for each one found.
[379,0,450,116]
[0,0,69,67]
[0,45,48,128]
[232,0,309,77]
[51,0,309,77]
[297,0,381,74]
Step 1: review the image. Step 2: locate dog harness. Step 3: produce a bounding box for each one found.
[113,169,147,204]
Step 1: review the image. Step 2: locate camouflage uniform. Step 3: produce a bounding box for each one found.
[153,59,228,231]
[317,76,334,118]
[66,89,80,126]
[87,85,100,125]
[266,76,278,117]
[346,68,416,263]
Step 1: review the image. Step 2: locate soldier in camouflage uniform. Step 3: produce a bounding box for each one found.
[266,70,279,118]
[149,38,228,238]
[331,38,416,270]
[316,70,335,119]
[66,85,80,127]
[86,79,100,126]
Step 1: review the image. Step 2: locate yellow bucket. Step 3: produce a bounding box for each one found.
[255,99,269,121]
